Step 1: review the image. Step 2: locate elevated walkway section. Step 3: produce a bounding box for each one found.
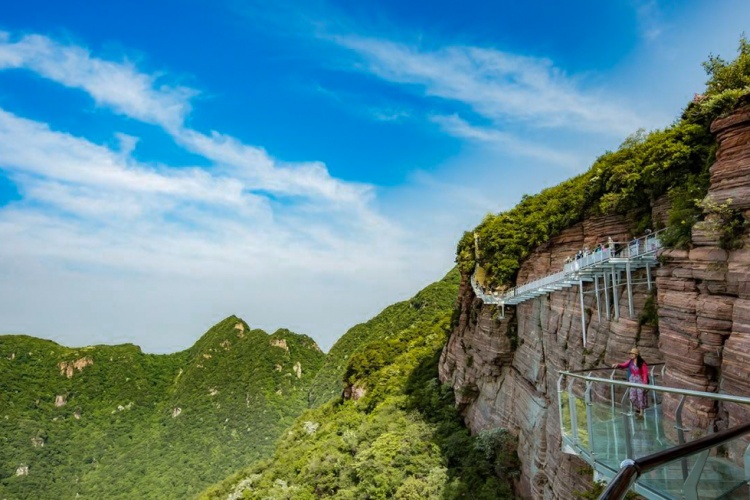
[471,230,664,343]
[559,368,750,499]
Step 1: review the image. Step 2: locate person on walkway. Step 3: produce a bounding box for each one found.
[612,347,649,416]
[630,236,639,257]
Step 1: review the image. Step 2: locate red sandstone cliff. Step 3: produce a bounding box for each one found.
[439,106,750,498]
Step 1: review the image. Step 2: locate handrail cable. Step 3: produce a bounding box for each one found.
[560,371,750,406]
[599,421,750,500]
[565,363,665,375]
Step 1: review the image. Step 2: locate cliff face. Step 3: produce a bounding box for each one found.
[658,108,750,450]
[439,106,750,498]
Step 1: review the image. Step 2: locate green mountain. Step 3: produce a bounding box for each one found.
[307,268,461,407]
[0,316,324,499]
[200,270,519,500]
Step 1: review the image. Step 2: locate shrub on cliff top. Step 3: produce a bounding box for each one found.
[458,37,750,288]
[703,36,750,96]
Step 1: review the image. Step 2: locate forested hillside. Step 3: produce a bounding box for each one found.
[1,271,464,499]
[0,316,324,499]
[307,268,461,406]
[201,270,519,499]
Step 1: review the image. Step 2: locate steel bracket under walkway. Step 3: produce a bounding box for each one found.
[471,231,665,325]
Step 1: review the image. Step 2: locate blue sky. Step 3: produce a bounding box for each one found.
[0,0,748,353]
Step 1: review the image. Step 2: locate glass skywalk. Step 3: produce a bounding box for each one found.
[559,369,750,499]
[471,230,664,333]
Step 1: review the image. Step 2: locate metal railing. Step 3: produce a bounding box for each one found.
[601,421,750,500]
[471,230,666,308]
[558,368,750,500]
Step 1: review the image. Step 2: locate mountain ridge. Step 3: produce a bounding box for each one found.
[0,315,324,499]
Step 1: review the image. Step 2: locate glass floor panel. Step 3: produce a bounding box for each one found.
[562,397,749,499]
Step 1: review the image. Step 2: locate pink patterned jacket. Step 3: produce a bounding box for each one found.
[616,360,649,384]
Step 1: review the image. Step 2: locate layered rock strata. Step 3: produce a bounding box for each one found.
[657,107,750,455]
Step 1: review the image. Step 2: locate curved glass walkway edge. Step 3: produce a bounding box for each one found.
[558,368,750,499]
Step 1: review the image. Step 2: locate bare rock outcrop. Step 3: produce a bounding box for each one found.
[440,214,664,497]
[58,357,93,378]
[270,339,289,351]
[708,106,750,210]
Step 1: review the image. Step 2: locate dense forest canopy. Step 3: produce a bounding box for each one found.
[0,317,324,499]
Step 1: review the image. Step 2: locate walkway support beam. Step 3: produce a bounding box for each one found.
[579,280,587,346]
[611,266,620,321]
[603,270,610,320]
[594,275,601,322]
[626,260,634,318]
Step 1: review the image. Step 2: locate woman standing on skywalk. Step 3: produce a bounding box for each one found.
[612,348,649,417]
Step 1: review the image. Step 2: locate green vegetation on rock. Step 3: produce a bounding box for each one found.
[0,316,324,499]
[307,268,461,407]
[458,38,750,287]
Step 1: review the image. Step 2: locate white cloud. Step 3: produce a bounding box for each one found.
[0,37,436,352]
[0,32,194,130]
[0,32,372,207]
[0,129,435,350]
[0,104,392,272]
[431,114,583,168]
[369,107,410,122]
[0,109,246,207]
[331,35,646,136]
[633,0,664,42]
[174,128,373,206]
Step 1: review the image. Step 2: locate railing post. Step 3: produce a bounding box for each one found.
[621,390,633,459]
[683,449,710,500]
[585,381,596,458]
[676,395,689,480]
[569,380,580,449]
[646,263,652,291]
